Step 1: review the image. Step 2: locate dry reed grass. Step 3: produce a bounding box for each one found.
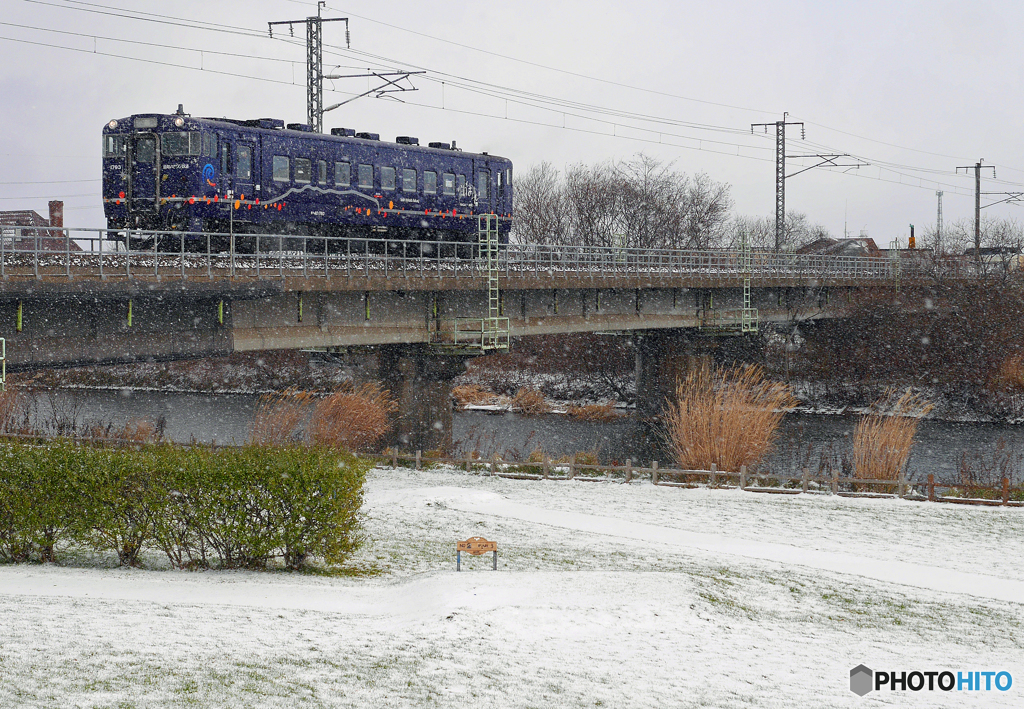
[662,363,797,472]
[566,401,621,422]
[990,355,1024,392]
[84,418,161,443]
[0,385,22,433]
[250,388,315,445]
[451,384,495,408]
[852,388,933,482]
[308,382,397,452]
[512,388,549,416]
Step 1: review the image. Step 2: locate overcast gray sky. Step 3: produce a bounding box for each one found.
[2,0,1023,243]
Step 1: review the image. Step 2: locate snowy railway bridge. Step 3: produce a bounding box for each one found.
[0,226,922,448]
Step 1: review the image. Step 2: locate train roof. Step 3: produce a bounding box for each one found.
[103,111,511,162]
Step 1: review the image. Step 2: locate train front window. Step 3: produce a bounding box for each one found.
[136,136,155,164]
[442,172,455,195]
[402,169,417,193]
[273,155,289,182]
[295,158,312,183]
[381,167,396,191]
[220,143,230,175]
[236,146,252,180]
[335,161,350,187]
[457,174,466,197]
[318,160,327,184]
[161,132,200,156]
[102,135,125,158]
[424,171,437,195]
[202,133,215,157]
[358,164,373,189]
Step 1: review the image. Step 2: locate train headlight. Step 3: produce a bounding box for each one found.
[174,117,185,127]
[107,120,118,129]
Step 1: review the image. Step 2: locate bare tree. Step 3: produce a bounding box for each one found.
[726,210,825,251]
[682,172,733,248]
[564,162,621,248]
[513,153,732,250]
[510,162,570,245]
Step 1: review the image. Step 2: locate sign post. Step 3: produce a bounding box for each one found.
[456,536,497,571]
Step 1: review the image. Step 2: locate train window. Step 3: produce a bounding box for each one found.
[381,167,396,191]
[220,143,230,175]
[358,164,373,188]
[202,133,215,158]
[237,146,252,180]
[161,132,201,156]
[457,174,466,197]
[424,171,437,195]
[477,171,490,201]
[102,135,125,158]
[295,158,312,183]
[136,136,156,164]
[442,172,455,195]
[273,155,289,182]
[402,168,416,193]
[318,160,327,184]
[335,161,350,187]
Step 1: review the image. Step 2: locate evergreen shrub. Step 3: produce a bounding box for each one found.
[0,441,368,570]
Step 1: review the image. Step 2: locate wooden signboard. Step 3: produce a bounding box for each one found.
[456,537,497,571]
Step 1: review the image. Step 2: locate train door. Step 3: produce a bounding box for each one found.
[218,138,233,199]
[235,140,256,218]
[474,160,492,213]
[128,133,159,212]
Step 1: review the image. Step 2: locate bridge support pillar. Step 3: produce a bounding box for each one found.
[635,330,768,419]
[635,330,705,420]
[377,345,467,454]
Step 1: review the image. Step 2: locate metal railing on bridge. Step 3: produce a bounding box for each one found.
[0,226,936,285]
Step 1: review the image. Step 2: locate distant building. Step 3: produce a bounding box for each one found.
[795,237,882,257]
[0,200,81,252]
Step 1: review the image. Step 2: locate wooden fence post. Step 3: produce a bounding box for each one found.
[1003,476,1010,506]
[651,460,659,485]
[802,467,809,493]
[624,460,632,483]
[710,463,717,487]
[898,469,905,498]
[831,469,839,495]
[392,448,398,468]
[542,456,550,480]
[569,454,576,480]
[491,452,498,476]
[623,459,631,483]
[739,465,746,490]
[465,451,472,472]
[415,449,421,470]
[927,474,935,502]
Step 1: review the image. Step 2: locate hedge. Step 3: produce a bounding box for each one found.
[0,440,369,570]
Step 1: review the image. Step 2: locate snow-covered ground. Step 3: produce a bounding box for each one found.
[1,466,1022,707]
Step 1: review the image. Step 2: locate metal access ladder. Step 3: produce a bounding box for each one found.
[698,233,759,335]
[428,215,510,353]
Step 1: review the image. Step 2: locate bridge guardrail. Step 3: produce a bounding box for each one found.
[0,226,966,284]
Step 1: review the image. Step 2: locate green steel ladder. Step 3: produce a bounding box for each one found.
[428,216,510,353]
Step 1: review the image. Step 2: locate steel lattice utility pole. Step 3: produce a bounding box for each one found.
[935,190,943,255]
[956,160,995,265]
[269,2,349,134]
[751,113,867,251]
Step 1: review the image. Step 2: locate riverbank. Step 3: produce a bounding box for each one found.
[1,466,1021,707]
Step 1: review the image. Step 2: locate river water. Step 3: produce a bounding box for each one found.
[23,389,1024,485]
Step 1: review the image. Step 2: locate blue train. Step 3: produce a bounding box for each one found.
[101,105,512,249]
